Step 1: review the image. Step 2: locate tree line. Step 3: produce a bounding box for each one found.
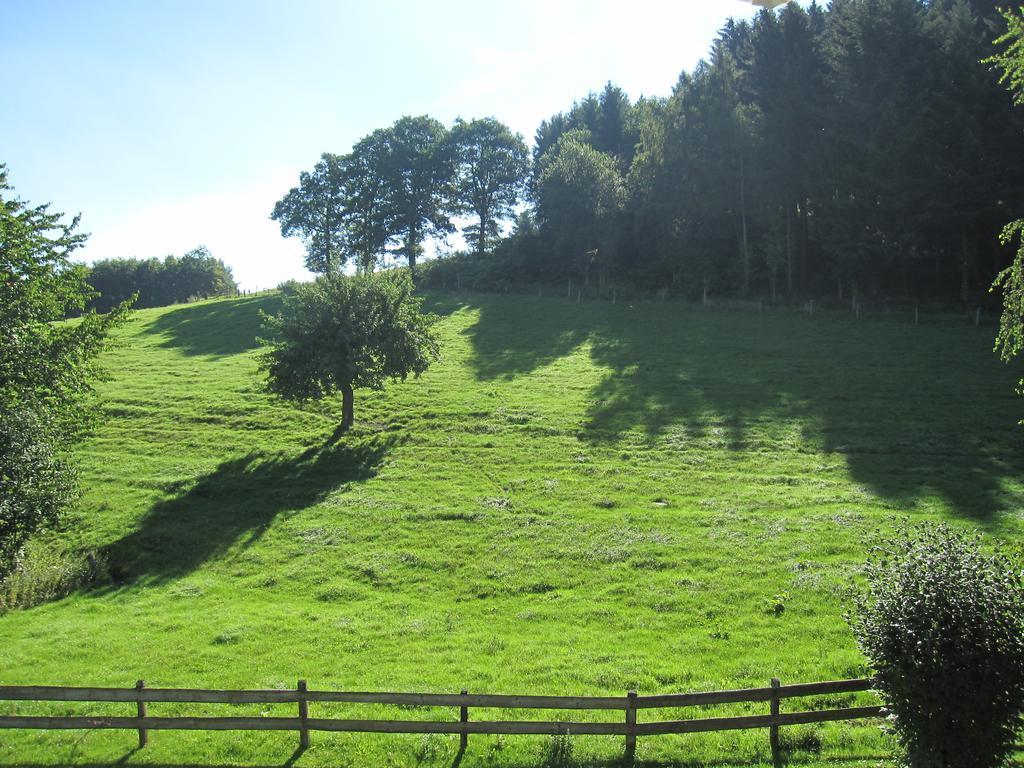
[84,246,238,312]
[282,0,1024,305]
[272,117,528,276]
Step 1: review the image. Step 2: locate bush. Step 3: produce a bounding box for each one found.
[850,523,1024,768]
[1,165,129,576]
[541,732,574,768]
[0,547,107,612]
[0,407,75,574]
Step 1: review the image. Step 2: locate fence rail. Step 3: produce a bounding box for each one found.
[0,677,883,761]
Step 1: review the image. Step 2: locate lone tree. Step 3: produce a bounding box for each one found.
[0,164,129,574]
[260,271,438,433]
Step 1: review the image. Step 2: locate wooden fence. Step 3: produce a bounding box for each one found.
[0,677,882,761]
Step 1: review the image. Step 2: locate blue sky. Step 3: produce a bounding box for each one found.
[4,0,782,289]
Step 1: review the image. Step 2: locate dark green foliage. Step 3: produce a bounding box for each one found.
[536,131,625,285]
[0,408,74,576]
[86,245,237,311]
[342,131,394,273]
[378,116,455,276]
[0,164,128,573]
[271,153,348,274]
[450,0,1024,305]
[851,524,1024,768]
[260,271,438,431]
[273,2,1024,305]
[448,117,529,255]
[276,118,457,277]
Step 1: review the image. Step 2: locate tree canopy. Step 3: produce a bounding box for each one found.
[0,165,129,573]
[537,131,625,288]
[414,0,1024,304]
[85,246,237,312]
[260,271,438,433]
[448,117,529,255]
[275,0,1024,309]
[271,153,348,274]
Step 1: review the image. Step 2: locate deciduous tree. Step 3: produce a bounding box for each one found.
[271,153,347,274]
[378,116,454,277]
[537,131,626,285]
[260,271,438,433]
[0,164,129,573]
[448,117,528,255]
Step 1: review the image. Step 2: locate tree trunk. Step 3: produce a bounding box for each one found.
[960,232,970,304]
[740,150,750,296]
[406,225,418,280]
[341,383,354,433]
[798,196,809,285]
[785,205,793,295]
[477,210,487,255]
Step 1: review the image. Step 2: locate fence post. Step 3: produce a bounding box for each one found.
[135,680,148,748]
[625,689,637,763]
[297,679,310,750]
[459,689,469,751]
[769,677,781,763]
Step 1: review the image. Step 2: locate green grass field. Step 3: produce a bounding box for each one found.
[1,292,1022,767]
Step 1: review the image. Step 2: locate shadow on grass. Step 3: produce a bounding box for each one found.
[464,295,590,381]
[422,294,474,319]
[104,433,396,585]
[460,293,1024,521]
[142,295,283,358]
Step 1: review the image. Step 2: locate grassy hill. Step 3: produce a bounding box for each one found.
[1,292,1022,767]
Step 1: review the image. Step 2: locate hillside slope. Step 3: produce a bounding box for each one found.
[1,292,1021,767]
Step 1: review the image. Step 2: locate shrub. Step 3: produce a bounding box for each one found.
[850,523,1024,768]
[541,731,574,768]
[0,547,107,612]
[0,407,75,574]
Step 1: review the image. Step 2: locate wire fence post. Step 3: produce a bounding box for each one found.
[625,689,637,763]
[769,677,781,763]
[135,679,148,748]
[297,679,310,750]
[459,689,469,751]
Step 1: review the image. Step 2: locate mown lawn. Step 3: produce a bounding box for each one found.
[1,292,1021,767]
